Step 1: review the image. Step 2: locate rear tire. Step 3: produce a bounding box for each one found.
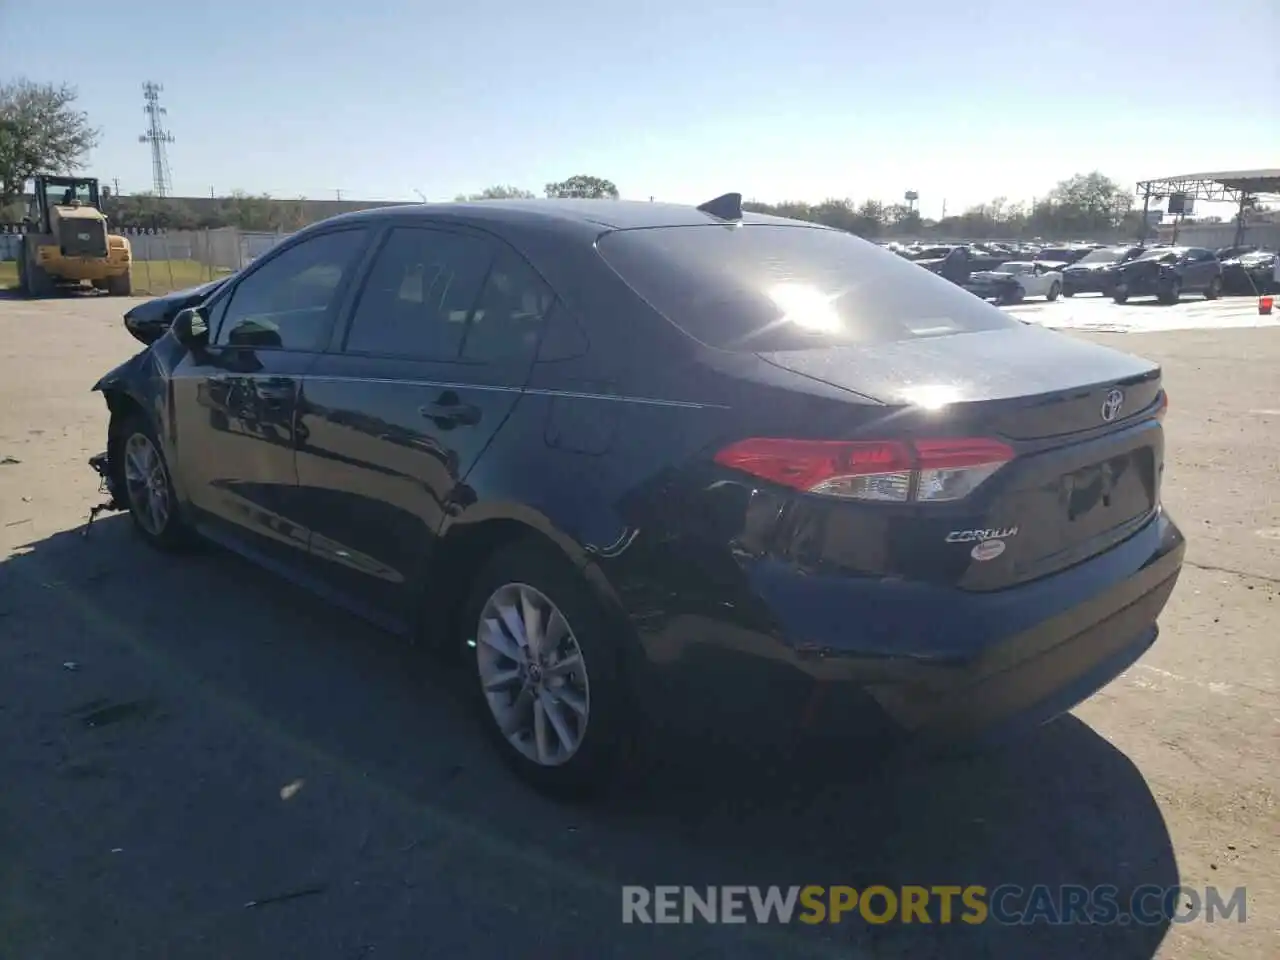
[1157,279,1181,305]
[112,412,192,551]
[1112,285,1129,304]
[1204,276,1222,300]
[1047,281,1061,301]
[107,270,133,296]
[1062,288,1074,298]
[460,539,633,800]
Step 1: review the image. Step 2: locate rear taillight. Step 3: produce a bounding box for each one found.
[713,437,1014,503]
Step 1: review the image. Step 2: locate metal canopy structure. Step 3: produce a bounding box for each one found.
[1135,168,1280,203]
[1133,168,1280,244]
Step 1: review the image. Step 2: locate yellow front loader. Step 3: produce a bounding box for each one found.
[18,175,132,296]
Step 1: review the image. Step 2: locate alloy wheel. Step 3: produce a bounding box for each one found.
[475,582,590,767]
[123,432,171,536]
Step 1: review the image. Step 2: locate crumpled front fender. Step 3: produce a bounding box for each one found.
[92,349,150,395]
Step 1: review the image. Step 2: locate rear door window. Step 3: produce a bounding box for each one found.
[596,224,1019,352]
[343,227,494,360]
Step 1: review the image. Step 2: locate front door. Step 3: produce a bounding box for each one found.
[169,227,370,563]
[294,225,553,623]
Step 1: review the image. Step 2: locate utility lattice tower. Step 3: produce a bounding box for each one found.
[139,82,176,197]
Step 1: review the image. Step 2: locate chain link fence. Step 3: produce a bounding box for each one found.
[0,226,292,295]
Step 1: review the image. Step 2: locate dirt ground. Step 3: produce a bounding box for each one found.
[0,293,1276,960]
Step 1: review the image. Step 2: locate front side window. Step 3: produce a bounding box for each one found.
[344,227,494,360]
[216,229,368,350]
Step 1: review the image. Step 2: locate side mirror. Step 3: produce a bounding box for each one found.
[171,307,209,347]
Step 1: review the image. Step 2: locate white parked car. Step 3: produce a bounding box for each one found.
[972,260,1064,302]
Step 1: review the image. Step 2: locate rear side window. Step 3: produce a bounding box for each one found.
[596,225,1019,351]
[459,249,555,364]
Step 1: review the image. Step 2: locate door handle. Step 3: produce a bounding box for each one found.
[419,392,481,427]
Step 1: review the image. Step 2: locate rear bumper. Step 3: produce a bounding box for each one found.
[629,511,1184,747]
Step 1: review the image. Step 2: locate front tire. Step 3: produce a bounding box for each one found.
[1204,276,1222,300]
[1047,281,1061,301]
[461,539,632,799]
[1112,284,1129,304]
[1158,279,1181,305]
[107,270,133,296]
[113,413,191,550]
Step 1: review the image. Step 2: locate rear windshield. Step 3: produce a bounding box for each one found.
[596,224,1019,351]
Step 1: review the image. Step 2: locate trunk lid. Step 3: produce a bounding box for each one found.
[756,326,1165,590]
[756,325,1161,436]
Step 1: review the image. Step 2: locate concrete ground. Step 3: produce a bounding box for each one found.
[0,293,1275,960]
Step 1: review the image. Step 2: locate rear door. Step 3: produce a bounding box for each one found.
[295,224,554,621]
[1184,248,1216,290]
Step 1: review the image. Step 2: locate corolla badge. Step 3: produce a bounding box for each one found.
[945,526,1018,543]
[1101,388,1124,422]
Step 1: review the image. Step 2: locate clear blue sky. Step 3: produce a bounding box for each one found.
[2,0,1276,218]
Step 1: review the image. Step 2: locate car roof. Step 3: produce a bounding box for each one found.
[317,198,819,235]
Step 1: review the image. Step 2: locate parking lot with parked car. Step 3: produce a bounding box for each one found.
[1,226,1277,958]
[887,239,1278,307]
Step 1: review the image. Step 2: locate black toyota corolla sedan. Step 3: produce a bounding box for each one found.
[88,195,1184,796]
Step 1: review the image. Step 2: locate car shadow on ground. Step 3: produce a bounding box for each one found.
[2,515,1177,959]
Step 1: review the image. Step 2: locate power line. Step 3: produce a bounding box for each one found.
[138,82,176,197]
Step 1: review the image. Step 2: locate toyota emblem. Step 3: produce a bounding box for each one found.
[1101,388,1125,422]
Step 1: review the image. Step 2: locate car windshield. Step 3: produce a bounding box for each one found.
[596,224,1019,351]
[1076,247,1128,264]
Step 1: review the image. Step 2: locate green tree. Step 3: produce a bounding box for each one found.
[0,78,99,209]
[1047,171,1132,236]
[544,174,619,199]
[455,184,536,201]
